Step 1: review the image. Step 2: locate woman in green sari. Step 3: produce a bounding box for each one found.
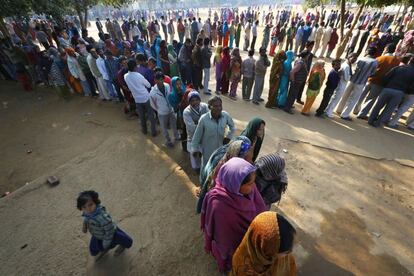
[235,23,242,48]
[167,44,179,77]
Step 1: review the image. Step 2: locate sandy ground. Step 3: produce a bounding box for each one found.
[0,75,413,276]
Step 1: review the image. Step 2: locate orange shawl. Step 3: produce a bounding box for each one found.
[230,211,297,276]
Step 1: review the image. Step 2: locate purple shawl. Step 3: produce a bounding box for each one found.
[200,157,266,273]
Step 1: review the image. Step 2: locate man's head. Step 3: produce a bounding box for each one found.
[347,53,358,64]
[332,58,341,71]
[127,59,137,72]
[248,49,254,57]
[148,57,156,69]
[384,43,396,54]
[203,37,210,46]
[90,48,99,58]
[135,53,147,65]
[196,37,203,46]
[155,71,164,85]
[366,46,377,57]
[259,47,266,56]
[119,56,127,68]
[208,96,223,119]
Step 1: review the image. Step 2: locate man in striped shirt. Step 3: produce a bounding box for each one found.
[336,47,378,120]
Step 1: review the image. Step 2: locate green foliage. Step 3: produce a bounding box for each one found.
[0,0,32,17]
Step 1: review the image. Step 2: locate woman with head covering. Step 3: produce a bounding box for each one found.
[159,40,170,76]
[169,76,189,150]
[220,47,231,95]
[277,50,294,108]
[183,91,209,170]
[48,47,70,99]
[301,60,325,115]
[240,117,266,162]
[151,36,162,68]
[266,50,287,108]
[255,153,288,210]
[167,44,179,77]
[196,136,252,214]
[223,21,230,47]
[214,46,223,94]
[201,157,267,274]
[229,48,242,99]
[235,23,242,48]
[230,211,297,276]
[396,30,414,57]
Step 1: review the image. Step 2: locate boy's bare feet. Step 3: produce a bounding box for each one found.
[95,249,109,262]
[114,245,126,256]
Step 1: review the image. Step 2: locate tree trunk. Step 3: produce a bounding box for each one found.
[340,0,345,39]
[335,1,365,59]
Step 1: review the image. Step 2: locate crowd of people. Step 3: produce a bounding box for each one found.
[1,4,414,275]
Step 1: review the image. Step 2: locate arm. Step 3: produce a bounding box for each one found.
[149,89,158,111]
[225,113,235,140]
[67,59,79,79]
[191,116,205,153]
[141,74,151,89]
[290,62,301,81]
[82,220,88,233]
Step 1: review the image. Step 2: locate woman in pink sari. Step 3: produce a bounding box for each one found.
[201,157,266,274]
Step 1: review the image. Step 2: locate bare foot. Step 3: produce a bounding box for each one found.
[114,245,126,256]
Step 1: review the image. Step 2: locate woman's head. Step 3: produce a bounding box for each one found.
[76,190,101,214]
[172,76,183,93]
[314,60,325,70]
[217,157,257,195]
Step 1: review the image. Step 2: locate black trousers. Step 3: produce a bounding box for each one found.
[250,36,257,51]
[316,87,335,115]
[284,80,306,110]
[192,65,202,90]
[296,81,307,102]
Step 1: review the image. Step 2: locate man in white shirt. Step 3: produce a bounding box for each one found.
[250,20,259,51]
[325,53,358,118]
[150,72,179,147]
[96,49,117,100]
[244,19,252,51]
[124,59,157,136]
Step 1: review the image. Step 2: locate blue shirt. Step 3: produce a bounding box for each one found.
[326,69,341,90]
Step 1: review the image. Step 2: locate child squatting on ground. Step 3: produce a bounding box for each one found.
[76,190,133,261]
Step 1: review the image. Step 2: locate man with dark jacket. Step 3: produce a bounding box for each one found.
[369,55,414,127]
[201,38,212,94]
[191,38,203,91]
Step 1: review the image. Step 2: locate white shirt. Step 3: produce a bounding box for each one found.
[124,72,151,103]
[96,57,109,80]
[337,61,352,91]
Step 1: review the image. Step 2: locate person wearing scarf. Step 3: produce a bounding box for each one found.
[220,47,231,95]
[169,77,189,150]
[235,23,242,48]
[151,36,162,68]
[214,46,223,94]
[255,153,288,209]
[201,157,266,274]
[301,60,326,115]
[223,22,230,47]
[230,211,297,276]
[66,47,91,96]
[159,40,170,76]
[183,91,209,170]
[197,136,252,214]
[167,45,179,77]
[266,50,287,108]
[240,117,266,162]
[229,48,242,99]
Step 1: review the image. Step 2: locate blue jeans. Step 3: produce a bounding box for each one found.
[105,79,118,99]
[80,80,91,96]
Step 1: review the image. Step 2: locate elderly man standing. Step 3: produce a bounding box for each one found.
[191,96,235,170]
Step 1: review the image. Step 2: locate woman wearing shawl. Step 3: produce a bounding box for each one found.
[196,136,252,214]
[255,153,288,210]
[218,21,224,46]
[223,22,230,47]
[167,45,179,77]
[269,24,280,57]
[212,22,218,46]
[301,60,325,115]
[230,211,297,276]
[169,77,188,150]
[367,28,380,51]
[214,46,223,94]
[235,23,242,48]
[241,117,266,162]
[277,50,294,108]
[266,50,287,109]
[220,47,231,95]
[48,47,70,99]
[151,36,162,68]
[156,40,169,76]
[229,48,242,99]
[396,30,414,57]
[326,28,338,59]
[183,91,209,170]
[201,157,267,274]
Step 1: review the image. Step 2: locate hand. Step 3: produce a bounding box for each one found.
[223,137,231,145]
[192,152,201,158]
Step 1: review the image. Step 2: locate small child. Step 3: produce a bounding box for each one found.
[77,190,133,260]
[315,59,342,117]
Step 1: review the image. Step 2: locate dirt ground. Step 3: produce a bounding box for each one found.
[0,76,413,276]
